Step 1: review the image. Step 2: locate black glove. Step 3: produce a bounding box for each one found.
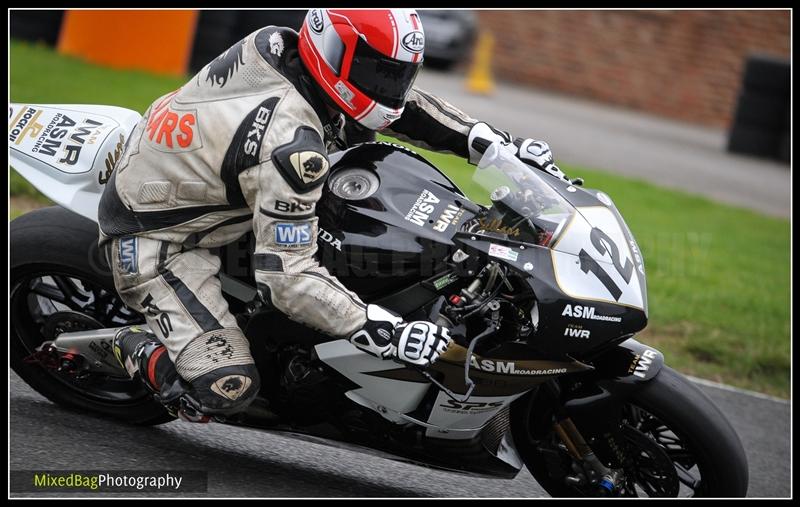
[514,138,569,182]
[349,304,403,359]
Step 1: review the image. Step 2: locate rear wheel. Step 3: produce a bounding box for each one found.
[513,366,748,497]
[10,207,174,425]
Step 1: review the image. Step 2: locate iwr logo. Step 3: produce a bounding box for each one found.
[275,222,312,247]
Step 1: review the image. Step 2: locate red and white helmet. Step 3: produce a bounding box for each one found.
[298,9,424,131]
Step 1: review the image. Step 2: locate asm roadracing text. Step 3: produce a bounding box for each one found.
[469,357,568,376]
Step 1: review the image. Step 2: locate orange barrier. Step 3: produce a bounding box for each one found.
[57,10,198,76]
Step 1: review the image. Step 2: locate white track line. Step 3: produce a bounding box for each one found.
[687,375,790,405]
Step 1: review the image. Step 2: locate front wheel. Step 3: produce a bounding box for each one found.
[513,366,749,497]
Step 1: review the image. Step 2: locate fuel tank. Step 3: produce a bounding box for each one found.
[316,142,479,296]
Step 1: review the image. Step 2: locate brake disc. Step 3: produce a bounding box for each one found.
[617,423,680,497]
[41,311,104,341]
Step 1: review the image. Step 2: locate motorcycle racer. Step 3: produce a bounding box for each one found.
[101,9,564,419]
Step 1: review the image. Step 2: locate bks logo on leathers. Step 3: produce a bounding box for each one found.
[274,200,313,214]
[244,105,273,156]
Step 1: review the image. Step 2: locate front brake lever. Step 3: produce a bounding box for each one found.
[414,320,499,404]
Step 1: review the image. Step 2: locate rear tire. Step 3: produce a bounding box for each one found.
[10,206,174,426]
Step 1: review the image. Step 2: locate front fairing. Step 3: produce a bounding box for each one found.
[454,144,649,355]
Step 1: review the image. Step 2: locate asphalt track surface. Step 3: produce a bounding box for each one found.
[9,371,790,498]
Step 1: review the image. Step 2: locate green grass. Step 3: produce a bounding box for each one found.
[10,39,791,397]
[9,39,186,215]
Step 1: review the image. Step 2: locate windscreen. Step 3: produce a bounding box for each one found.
[473,142,575,247]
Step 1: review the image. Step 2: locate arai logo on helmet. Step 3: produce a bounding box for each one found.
[402,31,425,54]
[309,10,324,34]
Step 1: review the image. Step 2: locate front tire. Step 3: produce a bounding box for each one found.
[628,366,749,496]
[514,366,748,497]
[10,206,174,426]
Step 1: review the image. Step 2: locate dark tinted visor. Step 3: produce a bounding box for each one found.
[348,36,422,109]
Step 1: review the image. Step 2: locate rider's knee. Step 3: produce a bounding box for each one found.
[185,363,261,415]
[173,328,261,416]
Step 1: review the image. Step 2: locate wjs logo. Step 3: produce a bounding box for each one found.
[118,237,138,274]
[145,94,201,152]
[275,222,312,247]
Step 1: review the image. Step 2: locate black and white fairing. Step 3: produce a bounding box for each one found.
[310,141,648,442]
[454,144,649,356]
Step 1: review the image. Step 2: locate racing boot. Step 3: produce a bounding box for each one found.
[114,327,261,422]
[113,326,210,422]
[113,326,177,394]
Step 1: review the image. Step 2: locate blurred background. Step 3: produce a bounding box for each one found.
[10,9,791,161]
[9,9,791,399]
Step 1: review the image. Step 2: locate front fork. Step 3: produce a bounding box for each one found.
[540,338,666,495]
[545,380,624,495]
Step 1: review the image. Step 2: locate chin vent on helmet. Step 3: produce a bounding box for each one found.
[328,168,380,200]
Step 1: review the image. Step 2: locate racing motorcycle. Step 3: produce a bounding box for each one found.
[9,103,749,497]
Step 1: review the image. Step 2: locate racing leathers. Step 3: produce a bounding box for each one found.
[98,27,519,415]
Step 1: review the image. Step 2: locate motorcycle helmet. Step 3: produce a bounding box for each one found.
[298,9,424,131]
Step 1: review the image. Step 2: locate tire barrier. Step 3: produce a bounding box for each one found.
[727,54,790,164]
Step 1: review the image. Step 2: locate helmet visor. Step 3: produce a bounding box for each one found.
[348,36,422,109]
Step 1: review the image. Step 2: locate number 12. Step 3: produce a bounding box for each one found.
[578,227,633,301]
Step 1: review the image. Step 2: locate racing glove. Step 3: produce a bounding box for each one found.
[349,305,452,368]
[393,321,452,368]
[467,122,570,182]
[349,304,402,360]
